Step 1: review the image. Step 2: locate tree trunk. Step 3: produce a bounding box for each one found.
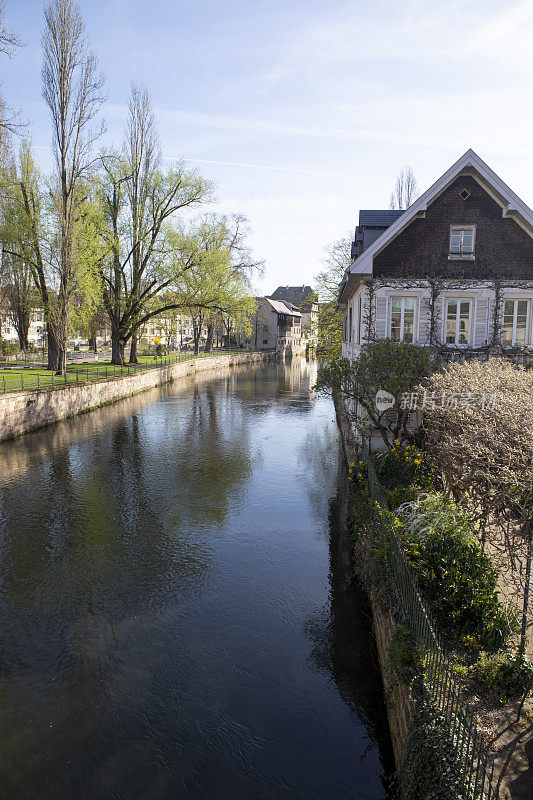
[56,345,67,376]
[47,324,60,371]
[205,324,214,353]
[111,326,126,365]
[17,329,29,352]
[88,334,97,353]
[129,330,139,363]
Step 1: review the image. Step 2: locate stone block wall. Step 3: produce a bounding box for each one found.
[371,598,413,766]
[0,352,273,442]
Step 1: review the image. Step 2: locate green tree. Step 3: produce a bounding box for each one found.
[97,85,210,365]
[0,141,62,367]
[317,339,432,448]
[171,214,258,354]
[41,0,105,374]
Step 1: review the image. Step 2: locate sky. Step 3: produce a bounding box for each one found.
[2,0,533,295]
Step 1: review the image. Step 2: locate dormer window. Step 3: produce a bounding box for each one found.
[449,225,475,259]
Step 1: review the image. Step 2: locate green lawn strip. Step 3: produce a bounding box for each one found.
[0,350,246,393]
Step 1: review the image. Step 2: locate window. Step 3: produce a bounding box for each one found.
[502,299,529,346]
[390,297,416,343]
[449,225,475,259]
[348,306,352,343]
[445,299,471,345]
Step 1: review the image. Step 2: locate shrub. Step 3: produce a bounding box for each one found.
[388,624,420,683]
[1,340,18,356]
[317,340,432,448]
[396,493,517,650]
[471,651,533,701]
[373,440,429,490]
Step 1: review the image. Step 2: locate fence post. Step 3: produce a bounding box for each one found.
[52,372,54,388]
[21,375,23,391]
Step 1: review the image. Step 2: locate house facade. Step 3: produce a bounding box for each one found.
[269,285,319,349]
[340,150,533,363]
[1,308,46,348]
[251,297,303,353]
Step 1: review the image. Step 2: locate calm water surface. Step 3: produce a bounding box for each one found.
[0,360,392,799]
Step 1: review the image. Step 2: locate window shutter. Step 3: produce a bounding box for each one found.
[450,229,461,253]
[473,298,489,347]
[417,296,431,345]
[462,228,474,254]
[374,297,388,338]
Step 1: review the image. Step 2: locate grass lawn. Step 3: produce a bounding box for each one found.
[0,349,245,394]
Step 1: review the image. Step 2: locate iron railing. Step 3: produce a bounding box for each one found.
[0,348,263,394]
[361,438,500,799]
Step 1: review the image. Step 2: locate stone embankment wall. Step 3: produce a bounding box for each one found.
[334,392,414,769]
[0,352,273,442]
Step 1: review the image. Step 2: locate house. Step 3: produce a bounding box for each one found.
[269,285,319,348]
[251,297,303,353]
[340,150,533,364]
[1,308,46,349]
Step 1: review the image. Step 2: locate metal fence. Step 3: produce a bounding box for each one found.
[361,438,500,799]
[0,349,261,394]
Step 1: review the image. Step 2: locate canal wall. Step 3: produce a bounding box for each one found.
[334,393,414,769]
[0,351,274,442]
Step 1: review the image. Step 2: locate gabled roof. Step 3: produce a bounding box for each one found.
[341,149,533,300]
[270,285,317,311]
[358,210,404,227]
[264,297,302,317]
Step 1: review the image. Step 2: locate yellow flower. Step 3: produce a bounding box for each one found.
[394,439,400,447]
[414,459,421,466]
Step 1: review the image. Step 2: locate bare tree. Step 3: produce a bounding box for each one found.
[41,0,105,373]
[98,85,209,366]
[0,0,20,55]
[389,165,419,210]
[124,83,160,363]
[0,1,23,167]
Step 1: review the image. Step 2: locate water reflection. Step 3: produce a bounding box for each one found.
[0,358,391,799]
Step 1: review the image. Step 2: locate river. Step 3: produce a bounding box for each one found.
[0,359,392,799]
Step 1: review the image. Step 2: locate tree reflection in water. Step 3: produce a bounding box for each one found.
[0,359,392,800]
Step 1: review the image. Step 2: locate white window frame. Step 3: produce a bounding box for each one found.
[449,225,476,260]
[444,297,472,346]
[388,296,417,343]
[501,298,530,347]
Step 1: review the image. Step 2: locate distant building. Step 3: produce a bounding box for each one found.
[0,308,46,348]
[250,297,303,354]
[269,285,319,347]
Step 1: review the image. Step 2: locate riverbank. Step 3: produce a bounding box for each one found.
[334,392,533,800]
[0,350,275,442]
